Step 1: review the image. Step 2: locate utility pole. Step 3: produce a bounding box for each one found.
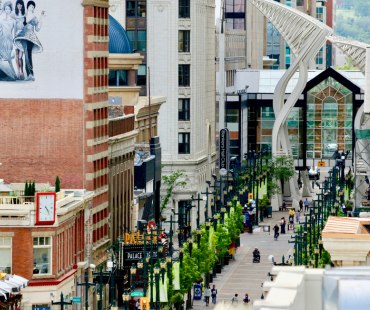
[77,271,96,310]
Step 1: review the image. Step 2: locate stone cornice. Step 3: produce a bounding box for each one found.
[82,0,109,8]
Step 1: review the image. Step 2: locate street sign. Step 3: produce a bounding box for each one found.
[131,291,144,297]
[33,306,50,310]
[318,161,326,167]
[71,297,81,304]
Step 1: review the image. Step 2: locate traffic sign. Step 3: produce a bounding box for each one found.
[71,297,81,304]
[131,291,144,297]
[318,161,326,167]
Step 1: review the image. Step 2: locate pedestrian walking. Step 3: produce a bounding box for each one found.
[243,293,250,304]
[299,199,303,212]
[289,208,295,223]
[231,293,238,305]
[304,198,309,212]
[295,211,300,223]
[204,285,211,306]
[273,224,279,241]
[280,217,286,234]
[211,285,218,304]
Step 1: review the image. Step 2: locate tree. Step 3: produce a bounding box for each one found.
[55,176,61,192]
[192,229,217,286]
[354,0,370,17]
[24,181,29,196]
[31,181,36,196]
[271,155,295,194]
[160,170,186,215]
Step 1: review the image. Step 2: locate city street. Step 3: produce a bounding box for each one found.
[191,211,294,309]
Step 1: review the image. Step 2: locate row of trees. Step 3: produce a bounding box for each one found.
[169,202,244,309]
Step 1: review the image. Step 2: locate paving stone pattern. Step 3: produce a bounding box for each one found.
[191,211,294,310]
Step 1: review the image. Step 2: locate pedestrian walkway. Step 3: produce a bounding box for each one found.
[191,211,294,309]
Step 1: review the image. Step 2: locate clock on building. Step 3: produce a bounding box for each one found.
[35,193,56,225]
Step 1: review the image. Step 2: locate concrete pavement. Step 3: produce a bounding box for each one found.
[191,211,294,309]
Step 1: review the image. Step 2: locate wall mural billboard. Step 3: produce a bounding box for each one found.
[0,0,83,98]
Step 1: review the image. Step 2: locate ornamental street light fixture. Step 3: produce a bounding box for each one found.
[77,270,96,310]
[51,292,73,310]
[122,290,130,310]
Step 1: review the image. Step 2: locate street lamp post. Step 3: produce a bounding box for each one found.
[92,266,106,310]
[122,290,130,310]
[51,293,73,310]
[154,261,161,309]
[202,182,212,221]
[77,270,96,310]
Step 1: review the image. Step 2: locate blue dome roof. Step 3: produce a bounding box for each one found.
[109,15,132,54]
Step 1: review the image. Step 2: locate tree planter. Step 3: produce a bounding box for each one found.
[215,264,222,273]
[212,267,217,277]
[209,273,213,283]
[224,255,230,265]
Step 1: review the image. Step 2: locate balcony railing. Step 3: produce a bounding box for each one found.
[0,196,35,205]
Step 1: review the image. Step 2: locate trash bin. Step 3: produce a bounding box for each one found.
[267,206,273,218]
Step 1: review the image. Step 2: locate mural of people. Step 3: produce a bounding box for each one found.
[0,1,17,80]
[0,0,44,82]
[13,0,25,79]
[14,0,44,81]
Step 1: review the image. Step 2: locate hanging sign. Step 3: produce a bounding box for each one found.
[193,284,202,300]
[219,128,230,170]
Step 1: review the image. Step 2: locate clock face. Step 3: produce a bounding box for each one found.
[36,193,56,225]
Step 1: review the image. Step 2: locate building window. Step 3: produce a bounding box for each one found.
[179,0,190,18]
[178,99,190,121]
[296,0,304,6]
[126,1,146,17]
[137,65,146,86]
[179,30,190,52]
[127,30,147,52]
[179,65,190,86]
[0,237,12,274]
[33,237,52,275]
[109,70,128,86]
[178,133,190,154]
[225,0,246,30]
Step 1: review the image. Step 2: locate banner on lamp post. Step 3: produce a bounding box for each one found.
[219,128,230,170]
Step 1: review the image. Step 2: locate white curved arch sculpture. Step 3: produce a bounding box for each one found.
[248,0,332,200]
[329,37,370,208]
[247,0,333,157]
[329,36,368,74]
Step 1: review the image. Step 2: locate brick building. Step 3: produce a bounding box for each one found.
[0,182,93,310]
[0,0,110,266]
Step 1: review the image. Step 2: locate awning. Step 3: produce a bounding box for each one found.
[3,280,20,292]
[0,288,8,300]
[0,282,12,294]
[9,275,29,287]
